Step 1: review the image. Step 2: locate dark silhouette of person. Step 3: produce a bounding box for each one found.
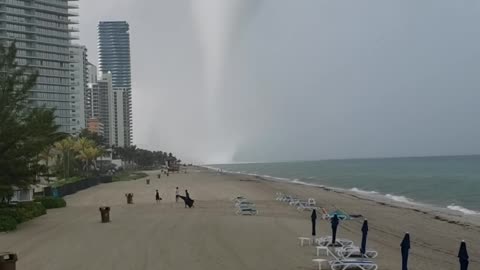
[184,190,190,208]
[175,187,179,202]
[401,233,410,270]
[311,209,317,236]
[176,195,194,208]
[155,190,161,203]
[331,214,340,245]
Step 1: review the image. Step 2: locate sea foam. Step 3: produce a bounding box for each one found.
[385,194,417,204]
[350,187,379,195]
[447,204,479,215]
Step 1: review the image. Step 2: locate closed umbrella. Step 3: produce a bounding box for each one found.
[401,233,410,270]
[311,209,317,237]
[458,240,469,270]
[331,214,340,245]
[360,219,368,256]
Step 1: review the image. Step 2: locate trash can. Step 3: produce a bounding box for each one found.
[0,252,17,270]
[146,179,150,185]
[125,193,133,204]
[99,207,110,223]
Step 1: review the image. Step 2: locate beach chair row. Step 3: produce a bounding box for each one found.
[306,236,379,270]
[233,196,258,216]
[275,192,318,212]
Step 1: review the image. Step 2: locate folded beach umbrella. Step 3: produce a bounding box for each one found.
[458,240,469,270]
[401,233,410,270]
[360,219,368,256]
[311,209,317,236]
[331,214,340,245]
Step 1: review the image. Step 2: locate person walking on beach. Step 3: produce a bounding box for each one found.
[155,190,162,203]
[175,187,179,202]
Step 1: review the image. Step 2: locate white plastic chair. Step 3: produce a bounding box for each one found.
[329,254,377,270]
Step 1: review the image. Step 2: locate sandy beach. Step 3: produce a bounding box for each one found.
[1,167,478,270]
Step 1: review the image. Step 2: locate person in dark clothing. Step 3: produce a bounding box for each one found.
[175,187,179,202]
[184,190,190,208]
[177,195,194,208]
[331,214,340,245]
[155,190,162,203]
[311,209,317,236]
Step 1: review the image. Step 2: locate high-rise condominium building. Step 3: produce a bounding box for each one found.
[97,21,132,147]
[86,72,112,145]
[69,45,88,133]
[0,0,79,133]
[86,61,96,84]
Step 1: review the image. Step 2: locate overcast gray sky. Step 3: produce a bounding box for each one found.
[79,0,480,163]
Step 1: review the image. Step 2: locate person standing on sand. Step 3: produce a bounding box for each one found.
[175,187,179,202]
[184,189,190,208]
[155,190,162,203]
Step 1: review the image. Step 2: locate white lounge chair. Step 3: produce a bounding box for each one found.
[329,252,378,270]
[290,199,307,207]
[236,208,258,215]
[315,237,354,248]
[235,201,256,208]
[233,196,246,201]
[335,246,378,259]
[297,202,319,211]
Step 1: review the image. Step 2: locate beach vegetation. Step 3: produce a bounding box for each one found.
[35,197,67,209]
[0,42,65,197]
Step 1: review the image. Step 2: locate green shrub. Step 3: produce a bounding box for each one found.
[14,202,46,222]
[0,207,19,221]
[35,197,66,209]
[0,215,17,231]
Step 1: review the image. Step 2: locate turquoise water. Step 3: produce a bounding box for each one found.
[210,156,480,214]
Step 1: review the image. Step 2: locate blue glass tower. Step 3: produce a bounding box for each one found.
[97,21,132,146]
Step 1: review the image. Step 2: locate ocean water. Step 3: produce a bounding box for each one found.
[209,156,480,215]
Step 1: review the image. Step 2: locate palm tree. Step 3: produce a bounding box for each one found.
[74,137,94,153]
[38,146,56,182]
[54,137,76,179]
[76,147,101,176]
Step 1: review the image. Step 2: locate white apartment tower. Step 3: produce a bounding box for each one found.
[87,61,96,84]
[69,45,88,133]
[86,72,112,144]
[0,0,79,133]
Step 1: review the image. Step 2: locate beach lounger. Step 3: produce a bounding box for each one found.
[233,196,247,202]
[236,208,258,215]
[297,202,319,211]
[290,199,307,206]
[238,204,255,210]
[335,246,378,259]
[329,252,378,270]
[315,236,354,248]
[235,201,255,207]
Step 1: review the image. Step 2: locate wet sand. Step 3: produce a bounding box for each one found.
[0,167,478,270]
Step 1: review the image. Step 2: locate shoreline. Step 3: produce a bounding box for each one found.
[2,167,479,269]
[203,165,480,228]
